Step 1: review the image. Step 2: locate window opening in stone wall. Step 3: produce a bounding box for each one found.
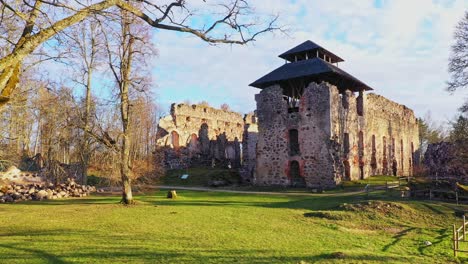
[343,160,351,180]
[289,129,300,156]
[290,160,305,187]
[400,139,404,173]
[357,91,364,116]
[186,116,191,122]
[171,131,180,149]
[190,133,198,146]
[358,131,364,180]
[371,135,377,170]
[392,160,398,176]
[382,136,388,174]
[344,133,350,154]
[358,131,364,158]
[410,142,414,174]
[283,85,303,113]
[341,92,349,109]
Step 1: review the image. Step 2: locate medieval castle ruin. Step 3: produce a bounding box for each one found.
[157,40,420,188]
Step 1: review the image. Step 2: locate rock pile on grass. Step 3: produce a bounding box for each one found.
[0,178,97,203]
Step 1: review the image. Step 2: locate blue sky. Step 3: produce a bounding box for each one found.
[149,0,467,122]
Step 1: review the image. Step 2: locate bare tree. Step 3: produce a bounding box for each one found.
[0,0,281,109]
[97,10,156,204]
[448,11,468,111]
[61,17,104,185]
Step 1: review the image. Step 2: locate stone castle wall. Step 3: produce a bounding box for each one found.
[254,85,290,185]
[240,113,258,183]
[156,103,245,169]
[253,82,420,188]
[157,103,244,147]
[365,93,420,177]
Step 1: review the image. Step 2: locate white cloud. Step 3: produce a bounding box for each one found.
[151,0,468,123]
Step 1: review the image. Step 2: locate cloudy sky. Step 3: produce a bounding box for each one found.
[151,0,468,123]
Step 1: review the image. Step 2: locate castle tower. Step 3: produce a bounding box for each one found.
[250,40,373,188]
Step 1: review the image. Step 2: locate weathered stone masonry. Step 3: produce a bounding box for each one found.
[156,103,246,168]
[157,40,420,189]
[248,40,420,188]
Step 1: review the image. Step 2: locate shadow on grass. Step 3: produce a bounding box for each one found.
[382,227,416,252]
[0,243,68,264]
[0,241,422,264]
[148,192,368,211]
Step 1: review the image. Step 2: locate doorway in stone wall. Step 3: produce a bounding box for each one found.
[290,160,305,187]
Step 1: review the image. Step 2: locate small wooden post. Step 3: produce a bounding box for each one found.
[429,190,433,200]
[454,224,458,257]
[464,215,466,242]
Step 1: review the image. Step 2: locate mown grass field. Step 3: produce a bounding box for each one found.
[1,189,467,263]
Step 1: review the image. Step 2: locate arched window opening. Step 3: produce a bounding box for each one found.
[171,131,180,149]
[189,133,198,146]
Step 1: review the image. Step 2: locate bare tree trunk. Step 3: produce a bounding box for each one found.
[119,12,134,204]
[81,61,93,185]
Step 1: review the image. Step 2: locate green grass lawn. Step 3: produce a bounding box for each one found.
[162,167,241,187]
[1,190,467,263]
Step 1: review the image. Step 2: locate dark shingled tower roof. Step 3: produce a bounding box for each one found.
[278,40,344,63]
[250,40,372,92]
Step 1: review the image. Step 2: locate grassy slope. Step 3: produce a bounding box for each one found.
[0,190,466,263]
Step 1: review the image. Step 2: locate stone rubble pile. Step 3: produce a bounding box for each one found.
[0,178,97,203]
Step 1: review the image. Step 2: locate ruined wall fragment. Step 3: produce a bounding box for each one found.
[156,103,245,168]
[365,93,420,176]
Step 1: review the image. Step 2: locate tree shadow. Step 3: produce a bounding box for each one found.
[382,227,416,252]
[417,228,450,254]
[0,243,68,264]
[0,240,420,263]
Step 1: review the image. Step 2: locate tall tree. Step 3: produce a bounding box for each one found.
[449,115,468,143]
[98,10,155,204]
[61,17,103,185]
[0,0,280,109]
[448,11,468,111]
[448,11,468,92]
